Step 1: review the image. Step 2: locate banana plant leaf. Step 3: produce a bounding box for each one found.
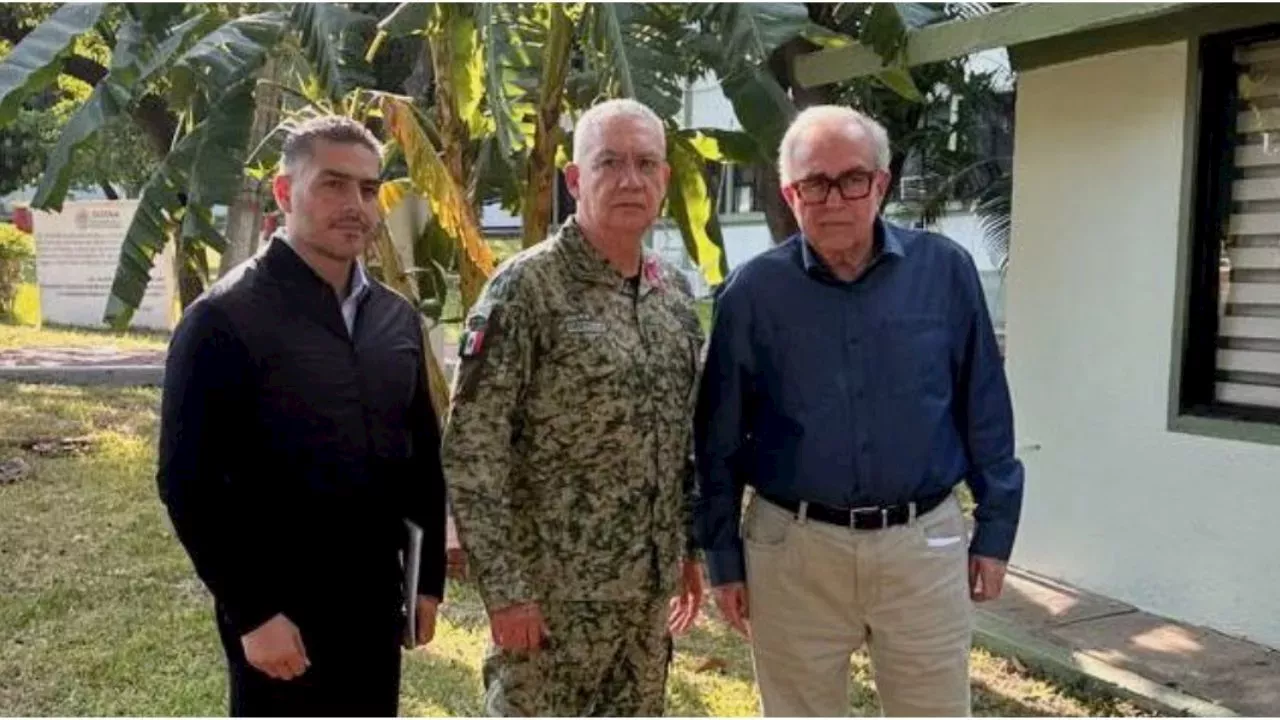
[104,81,256,327]
[667,130,728,286]
[0,3,105,124]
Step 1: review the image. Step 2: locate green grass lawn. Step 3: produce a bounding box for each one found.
[0,323,169,352]
[0,383,1150,716]
[1,286,169,353]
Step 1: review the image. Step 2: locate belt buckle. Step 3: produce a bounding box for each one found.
[849,506,887,530]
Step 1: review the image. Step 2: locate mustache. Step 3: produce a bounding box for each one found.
[330,216,371,230]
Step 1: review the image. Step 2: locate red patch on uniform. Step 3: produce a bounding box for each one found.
[643,256,663,290]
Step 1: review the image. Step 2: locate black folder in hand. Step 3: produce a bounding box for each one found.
[402,519,423,649]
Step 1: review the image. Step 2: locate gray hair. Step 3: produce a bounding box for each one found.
[572,98,666,162]
[280,115,383,174]
[777,105,892,183]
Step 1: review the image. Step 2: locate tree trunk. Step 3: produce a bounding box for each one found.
[428,7,496,311]
[218,57,282,278]
[759,169,798,243]
[758,36,837,244]
[429,28,470,190]
[521,4,572,249]
[403,36,434,103]
[177,249,206,309]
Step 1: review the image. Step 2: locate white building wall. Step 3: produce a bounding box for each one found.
[1007,41,1280,649]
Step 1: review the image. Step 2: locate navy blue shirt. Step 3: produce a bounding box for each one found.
[693,219,1024,586]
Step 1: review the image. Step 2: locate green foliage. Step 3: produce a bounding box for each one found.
[31,9,214,210]
[685,4,819,162]
[583,4,690,121]
[105,79,256,328]
[668,130,729,285]
[290,3,377,102]
[0,221,34,261]
[0,222,35,319]
[1,2,1014,323]
[813,3,1013,259]
[0,2,105,124]
[0,104,158,198]
[0,9,160,198]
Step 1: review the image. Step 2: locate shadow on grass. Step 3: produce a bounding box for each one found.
[0,383,159,444]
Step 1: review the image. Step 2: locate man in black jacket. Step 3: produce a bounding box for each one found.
[157,116,447,716]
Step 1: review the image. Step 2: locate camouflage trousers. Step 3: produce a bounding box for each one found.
[482,599,672,716]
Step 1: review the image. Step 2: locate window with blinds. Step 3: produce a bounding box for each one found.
[1183,27,1280,423]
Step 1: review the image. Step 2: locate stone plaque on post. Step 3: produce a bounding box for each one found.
[32,200,177,331]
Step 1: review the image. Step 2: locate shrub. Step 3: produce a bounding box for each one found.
[0,223,35,320]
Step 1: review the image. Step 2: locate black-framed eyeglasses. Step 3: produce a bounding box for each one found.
[791,169,878,205]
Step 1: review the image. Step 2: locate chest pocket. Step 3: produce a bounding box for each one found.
[543,314,632,393]
[876,315,951,397]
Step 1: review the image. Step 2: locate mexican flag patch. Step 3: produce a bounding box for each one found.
[459,328,486,358]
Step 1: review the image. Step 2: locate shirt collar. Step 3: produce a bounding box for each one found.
[554,215,663,295]
[345,258,371,303]
[266,229,371,301]
[800,217,904,281]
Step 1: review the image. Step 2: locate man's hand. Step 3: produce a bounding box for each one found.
[415,596,440,647]
[241,613,309,681]
[969,555,1008,602]
[668,560,703,636]
[712,582,750,638]
[489,602,549,652]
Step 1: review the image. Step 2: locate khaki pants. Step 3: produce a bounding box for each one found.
[744,493,972,717]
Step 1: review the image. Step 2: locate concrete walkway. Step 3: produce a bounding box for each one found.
[0,344,459,387]
[976,567,1279,716]
[0,346,167,367]
[0,346,168,385]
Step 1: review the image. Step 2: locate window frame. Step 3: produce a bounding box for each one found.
[1178,23,1280,428]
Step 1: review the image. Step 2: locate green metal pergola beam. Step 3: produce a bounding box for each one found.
[793,2,1186,88]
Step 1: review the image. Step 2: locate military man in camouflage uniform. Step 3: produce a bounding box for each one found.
[442,98,705,716]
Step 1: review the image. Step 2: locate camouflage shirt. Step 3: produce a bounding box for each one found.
[442,216,703,610]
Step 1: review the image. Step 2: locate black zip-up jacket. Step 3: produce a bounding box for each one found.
[157,237,447,637]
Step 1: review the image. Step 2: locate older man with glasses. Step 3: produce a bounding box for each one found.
[693,105,1025,717]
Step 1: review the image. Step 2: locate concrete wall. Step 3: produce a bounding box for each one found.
[1007,41,1280,649]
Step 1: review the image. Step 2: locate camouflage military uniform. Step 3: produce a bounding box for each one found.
[442,216,703,716]
[481,599,671,717]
